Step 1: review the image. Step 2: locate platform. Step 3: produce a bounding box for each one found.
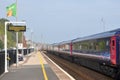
[0,51,59,80]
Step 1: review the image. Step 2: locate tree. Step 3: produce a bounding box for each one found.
[0,40,4,49]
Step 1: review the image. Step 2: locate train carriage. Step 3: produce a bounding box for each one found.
[72,28,120,66]
[50,28,120,79]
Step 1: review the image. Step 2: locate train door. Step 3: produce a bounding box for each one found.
[110,36,117,65]
[116,36,120,65]
[70,42,73,55]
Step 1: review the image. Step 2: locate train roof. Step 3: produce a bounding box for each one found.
[59,40,72,45]
[72,28,120,42]
[52,40,72,46]
[51,43,59,46]
[52,41,70,46]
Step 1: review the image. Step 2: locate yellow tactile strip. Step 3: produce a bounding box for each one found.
[38,51,48,80]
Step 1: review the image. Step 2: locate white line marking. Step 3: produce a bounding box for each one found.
[42,52,76,80]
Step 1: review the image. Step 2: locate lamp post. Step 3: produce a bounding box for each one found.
[26,28,33,48]
[26,28,33,54]
[21,32,24,57]
[31,30,33,48]
[21,20,25,58]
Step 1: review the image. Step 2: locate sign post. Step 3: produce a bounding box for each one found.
[5,21,26,72]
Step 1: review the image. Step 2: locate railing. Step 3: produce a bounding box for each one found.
[0,51,5,76]
[0,48,34,76]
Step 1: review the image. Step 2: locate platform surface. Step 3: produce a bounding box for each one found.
[0,52,59,80]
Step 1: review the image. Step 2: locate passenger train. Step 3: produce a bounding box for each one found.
[47,28,120,79]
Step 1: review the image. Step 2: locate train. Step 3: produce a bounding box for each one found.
[47,28,120,80]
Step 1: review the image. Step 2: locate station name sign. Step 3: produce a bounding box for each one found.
[7,25,26,32]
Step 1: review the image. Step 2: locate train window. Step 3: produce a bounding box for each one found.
[79,45,82,49]
[106,40,109,46]
[112,40,115,46]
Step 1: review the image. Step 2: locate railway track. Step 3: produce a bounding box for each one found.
[44,51,113,80]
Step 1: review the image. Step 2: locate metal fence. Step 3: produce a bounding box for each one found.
[0,48,34,76]
[0,51,5,76]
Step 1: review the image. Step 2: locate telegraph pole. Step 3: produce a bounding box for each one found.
[101,18,105,32]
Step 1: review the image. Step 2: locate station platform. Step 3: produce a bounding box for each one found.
[0,51,74,80]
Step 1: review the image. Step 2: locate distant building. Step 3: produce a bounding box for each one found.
[18,35,27,48]
[26,39,32,48]
[23,35,27,47]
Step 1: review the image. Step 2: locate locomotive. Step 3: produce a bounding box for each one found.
[48,28,120,79]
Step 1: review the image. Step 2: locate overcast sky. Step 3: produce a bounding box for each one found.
[0,0,120,43]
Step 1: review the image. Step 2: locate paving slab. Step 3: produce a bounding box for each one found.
[0,52,59,80]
